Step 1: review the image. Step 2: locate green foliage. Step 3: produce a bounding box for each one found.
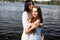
[1,0,60,5]
[33,1,60,5]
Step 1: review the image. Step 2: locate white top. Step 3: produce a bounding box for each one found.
[21,11,32,40]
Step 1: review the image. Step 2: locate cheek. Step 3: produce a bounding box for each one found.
[34,12,38,16]
[32,12,34,15]
[36,12,38,15]
[32,12,38,16]
[29,6,31,9]
[29,5,33,10]
[32,12,35,16]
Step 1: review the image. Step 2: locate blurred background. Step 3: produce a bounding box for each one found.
[0,0,60,40]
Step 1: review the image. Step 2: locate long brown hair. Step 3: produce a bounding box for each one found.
[24,0,34,12]
[30,6,43,23]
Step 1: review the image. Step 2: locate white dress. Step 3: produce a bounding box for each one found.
[21,11,42,40]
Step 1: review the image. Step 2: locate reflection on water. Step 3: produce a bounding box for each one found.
[0,2,60,40]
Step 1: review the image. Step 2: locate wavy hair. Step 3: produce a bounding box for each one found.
[30,6,43,23]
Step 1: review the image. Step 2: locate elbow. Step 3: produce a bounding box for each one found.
[25,31,28,34]
[25,30,29,34]
[25,32,28,34]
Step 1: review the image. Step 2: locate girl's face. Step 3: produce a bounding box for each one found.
[28,2,33,11]
[32,7,38,17]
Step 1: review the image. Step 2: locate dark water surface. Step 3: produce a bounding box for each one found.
[0,2,60,40]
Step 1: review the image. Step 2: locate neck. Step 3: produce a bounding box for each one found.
[29,11,32,13]
[28,11,32,15]
[34,16,39,19]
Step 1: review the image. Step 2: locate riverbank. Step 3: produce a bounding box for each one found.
[0,1,60,6]
[33,1,60,6]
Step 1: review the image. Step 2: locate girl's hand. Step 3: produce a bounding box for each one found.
[34,19,40,25]
[40,23,43,26]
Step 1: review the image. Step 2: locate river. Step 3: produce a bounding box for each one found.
[0,2,60,40]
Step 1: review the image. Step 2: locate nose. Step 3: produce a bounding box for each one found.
[33,12,36,15]
[31,4,33,7]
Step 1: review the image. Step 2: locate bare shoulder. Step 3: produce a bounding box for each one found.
[22,11,28,16]
[23,11,27,14]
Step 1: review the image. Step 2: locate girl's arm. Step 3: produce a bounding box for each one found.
[25,19,43,34]
[25,19,40,34]
[25,22,40,34]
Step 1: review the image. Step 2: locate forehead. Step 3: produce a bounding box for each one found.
[33,8,37,11]
[29,2,32,4]
[28,2,33,5]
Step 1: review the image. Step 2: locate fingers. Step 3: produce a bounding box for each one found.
[40,23,43,26]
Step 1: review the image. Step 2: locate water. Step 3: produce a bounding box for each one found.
[0,2,60,40]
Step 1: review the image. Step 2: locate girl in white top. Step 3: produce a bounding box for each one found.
[21,0,34,40]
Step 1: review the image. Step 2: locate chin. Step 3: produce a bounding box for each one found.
[34,16,36,17]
